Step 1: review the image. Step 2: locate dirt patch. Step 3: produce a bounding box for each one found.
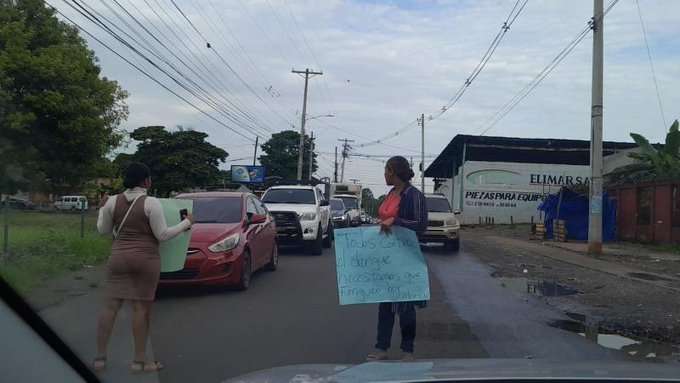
[462,226,680,346]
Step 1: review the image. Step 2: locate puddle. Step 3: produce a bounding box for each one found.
[549,318,680,361]
[627,272,672,282]
[497,278,579,297]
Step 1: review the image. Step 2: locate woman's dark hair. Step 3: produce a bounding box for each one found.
[386,156,415,183]
[123,162,151,189]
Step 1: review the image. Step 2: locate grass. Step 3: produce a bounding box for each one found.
[648,243,680,255]
[0,210,111,294]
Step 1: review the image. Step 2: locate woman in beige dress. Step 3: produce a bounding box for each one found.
[94,163,193,373]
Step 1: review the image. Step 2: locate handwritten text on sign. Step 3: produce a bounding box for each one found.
[334,226,430,305]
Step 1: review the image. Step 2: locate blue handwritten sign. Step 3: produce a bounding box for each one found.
[334,226,430,305]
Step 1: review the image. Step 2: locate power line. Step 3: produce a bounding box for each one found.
[478,0,621,136]
[85,0,272,137]
[356,0,528,148]
[168,0,296,129]
[635,0,667,129]
[47,1,256,143]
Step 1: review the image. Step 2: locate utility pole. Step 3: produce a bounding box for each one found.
[252,136,259,166]
[420,113,425,193]
[338,138,354,183]
[292,68,323,180]
[308,131,314,180]
[334,146,339,183]
[588,0,604,255]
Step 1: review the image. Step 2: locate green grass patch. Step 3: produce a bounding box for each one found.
[0,210,111,294]
[648,243,680,255]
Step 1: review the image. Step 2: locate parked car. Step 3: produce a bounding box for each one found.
[158,192,278,290]
[54,195,88,211]
[4,197,35,210]
[330,198,350,228]
[261,185,332,255]
[419,193,461,251]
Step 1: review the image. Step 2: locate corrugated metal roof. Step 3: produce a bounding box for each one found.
[425,135,639,178]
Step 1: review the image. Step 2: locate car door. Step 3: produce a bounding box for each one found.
[254,197,276,258]
[245,196,266,268]
[316,188,330,233]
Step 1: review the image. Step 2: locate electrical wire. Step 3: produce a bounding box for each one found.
[66,0,271,139]
[46,1,256,143]
[165,0,292,130]
[478,0,621,136]
[79,0,272,137]
[355,1,528,149]
[635,0,667,129]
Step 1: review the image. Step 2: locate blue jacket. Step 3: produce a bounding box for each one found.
[394,185,428,235]
[390,184,429,311]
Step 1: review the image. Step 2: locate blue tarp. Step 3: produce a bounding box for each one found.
[538,189,616,241]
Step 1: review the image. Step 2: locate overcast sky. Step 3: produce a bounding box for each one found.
[50,0,680,196]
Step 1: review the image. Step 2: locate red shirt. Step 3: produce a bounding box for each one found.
[378,192,401,221]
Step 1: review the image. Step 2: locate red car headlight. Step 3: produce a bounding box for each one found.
[208,233,240,253]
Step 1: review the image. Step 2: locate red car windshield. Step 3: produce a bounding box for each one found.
[187,197,243,224]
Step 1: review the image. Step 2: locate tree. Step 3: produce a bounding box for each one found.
[0,0,129,194]
[608,120,680,185]
[259,130,317,180]
[116,126,228,196]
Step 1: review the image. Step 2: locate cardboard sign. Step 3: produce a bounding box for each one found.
[334,226,430,305]
[158,198,193,272]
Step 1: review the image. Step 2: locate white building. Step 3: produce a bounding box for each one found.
[425,135,637,225]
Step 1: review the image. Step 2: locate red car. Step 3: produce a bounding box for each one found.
[158,192,278,290]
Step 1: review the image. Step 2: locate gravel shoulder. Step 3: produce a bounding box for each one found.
[460,225,680,346]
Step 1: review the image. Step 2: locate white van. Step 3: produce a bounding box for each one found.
[54,196,88,211]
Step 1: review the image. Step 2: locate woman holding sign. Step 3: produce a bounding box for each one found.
[367,156,428,361]
[94,163,194,373]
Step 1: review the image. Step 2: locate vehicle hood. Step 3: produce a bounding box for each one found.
[189,223,242,244]
[222,359,680,383]
[266,203,317,214]
[428,212,457,222]
[331,209,346,216]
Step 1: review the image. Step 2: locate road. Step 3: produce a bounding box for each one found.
[34,240,626,383]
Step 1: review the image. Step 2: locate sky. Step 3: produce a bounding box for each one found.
[49,0,680,196]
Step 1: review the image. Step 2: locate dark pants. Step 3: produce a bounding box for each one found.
[375,302,416,353]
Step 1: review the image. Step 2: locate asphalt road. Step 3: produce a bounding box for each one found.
[31,238,639,383]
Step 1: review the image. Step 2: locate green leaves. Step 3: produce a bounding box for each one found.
[0,0,128,193]
[259,130,316,181]
[625,120,680,182]
[116,126,227,196]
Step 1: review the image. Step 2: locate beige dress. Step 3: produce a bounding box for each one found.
[106,195,160,301]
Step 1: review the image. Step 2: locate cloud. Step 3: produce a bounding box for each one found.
[50,0,680,196]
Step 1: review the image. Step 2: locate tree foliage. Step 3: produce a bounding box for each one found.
[259,130,317,181]
[608,120,680,185]
[115,126,227,196]
[0,0,129,194]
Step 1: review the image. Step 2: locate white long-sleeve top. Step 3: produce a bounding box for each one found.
[97,187,191,242]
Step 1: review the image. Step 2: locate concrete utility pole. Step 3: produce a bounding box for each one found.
[420,113,425,193]
[292,68,323,180]
[334,146,339,183]
[308,131,314,180]
[588,0,604,255]
[338,138,355,183]
[252,136,259,166]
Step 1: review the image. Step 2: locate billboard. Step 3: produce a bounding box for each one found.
[231,165,266,183]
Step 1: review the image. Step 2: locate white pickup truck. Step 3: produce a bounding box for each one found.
[261,185,332,255]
